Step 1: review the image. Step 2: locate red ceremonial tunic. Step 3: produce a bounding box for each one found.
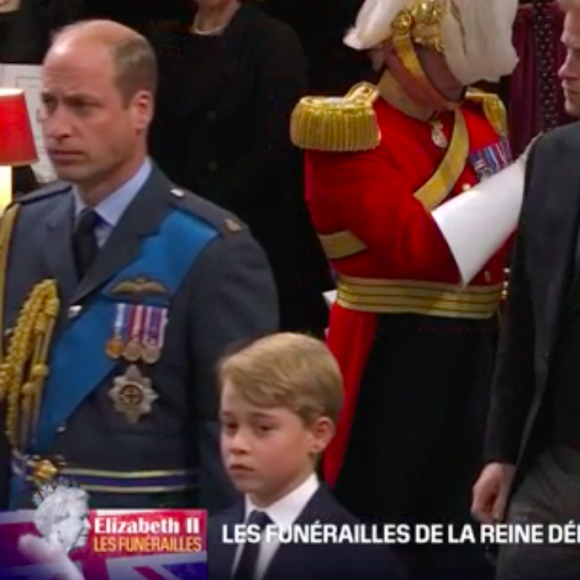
[305,96,510,488]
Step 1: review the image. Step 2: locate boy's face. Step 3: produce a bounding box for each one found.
[220,380,333,507]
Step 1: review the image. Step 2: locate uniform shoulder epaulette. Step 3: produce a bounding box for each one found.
[465,88,508,139]
[11,180,71,208]
[168,186,248,237]
[290,82,381,152]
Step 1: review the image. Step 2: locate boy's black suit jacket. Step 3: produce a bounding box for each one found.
[208,485,404,580]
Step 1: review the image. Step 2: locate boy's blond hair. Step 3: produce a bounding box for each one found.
[218,333,344,425]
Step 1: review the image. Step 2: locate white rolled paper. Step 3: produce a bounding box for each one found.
[323,290,337,308]
[432,162,525,286]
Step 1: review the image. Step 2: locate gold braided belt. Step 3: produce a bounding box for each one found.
[336,274,502,319]
[11,450,200,494]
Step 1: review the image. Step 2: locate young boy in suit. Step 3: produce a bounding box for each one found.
[208,332,403,580]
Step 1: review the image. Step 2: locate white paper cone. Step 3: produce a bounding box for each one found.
[432,163,525,286]
[323,290,337,308]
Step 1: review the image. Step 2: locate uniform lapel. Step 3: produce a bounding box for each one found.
[70,166,173,305]
[42,189,78,312]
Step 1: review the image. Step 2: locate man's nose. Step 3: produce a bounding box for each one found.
[42,108,73,140]
[559,55,577,81]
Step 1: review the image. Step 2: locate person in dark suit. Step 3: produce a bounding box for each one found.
[209,333,402,580]
[147,0,330,336]
[261,0,375,94]
[0,19,278,513]
[0,0,82,64]
[471,2,580,578]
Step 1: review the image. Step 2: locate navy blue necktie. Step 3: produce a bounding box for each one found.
[72,209,99,278]
[232,510,272,580]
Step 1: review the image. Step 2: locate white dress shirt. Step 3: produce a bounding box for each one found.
[232,473,319,580]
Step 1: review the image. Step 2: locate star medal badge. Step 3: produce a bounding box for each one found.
[123,304,144,362]
[109,365,158,424]
[430,120,448,149]
[106,303,127,360]
[141,306,168,365]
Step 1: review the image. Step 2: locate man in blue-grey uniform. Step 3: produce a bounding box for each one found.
[0,19,279,511]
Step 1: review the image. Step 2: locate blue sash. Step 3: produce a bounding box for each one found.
[32,208,218,454]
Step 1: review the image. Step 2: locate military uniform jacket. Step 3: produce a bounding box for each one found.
[291,79,514,487]
[0,164,279,511]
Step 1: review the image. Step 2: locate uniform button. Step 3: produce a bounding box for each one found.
[208,160,219,171]
[207,110,217,121]
[484,270,491,283]
[68,305,82,319]
[170,187,185,198]
[57,424,66,434]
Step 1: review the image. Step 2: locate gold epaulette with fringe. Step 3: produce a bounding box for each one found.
[290,82,381,152]
[465,88,508,138]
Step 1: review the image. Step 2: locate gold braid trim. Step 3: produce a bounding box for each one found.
[290,83,380,152]
[0,279,59,451]
[0,205,20,359]
[465,88,508,138]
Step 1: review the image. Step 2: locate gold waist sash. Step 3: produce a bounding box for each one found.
[336,274,502,319]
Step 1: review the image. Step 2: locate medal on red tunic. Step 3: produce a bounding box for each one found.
[430,120,448,149]
[470,139,512,181]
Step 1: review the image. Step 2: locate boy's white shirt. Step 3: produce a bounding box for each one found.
[232,473,319,580]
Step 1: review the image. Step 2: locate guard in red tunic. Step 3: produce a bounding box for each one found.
[291,0,523,577]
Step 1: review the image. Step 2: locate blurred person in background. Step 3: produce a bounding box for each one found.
[148,0,330,336]
[0,0,82,63]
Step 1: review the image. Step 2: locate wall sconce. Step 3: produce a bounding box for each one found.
[0,89,38,211]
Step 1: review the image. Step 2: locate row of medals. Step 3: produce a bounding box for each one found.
[105,333,160,365]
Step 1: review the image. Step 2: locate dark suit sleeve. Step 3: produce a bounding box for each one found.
[484,142,541,464]
[188,229,279,512]
[219,21,308,213]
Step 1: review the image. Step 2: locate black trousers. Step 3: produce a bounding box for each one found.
[497,445,580,580]
[334,314,497,580]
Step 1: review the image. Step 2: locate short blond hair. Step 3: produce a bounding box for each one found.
[218,333,344,425]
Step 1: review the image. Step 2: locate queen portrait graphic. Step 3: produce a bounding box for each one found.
[17,481,91,580]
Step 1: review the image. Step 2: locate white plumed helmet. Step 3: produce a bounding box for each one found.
[344,0,519,86]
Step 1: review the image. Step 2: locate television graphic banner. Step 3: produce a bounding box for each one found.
[0,508,207,580]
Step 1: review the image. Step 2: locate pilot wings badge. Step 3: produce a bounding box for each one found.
[109,277,168,297]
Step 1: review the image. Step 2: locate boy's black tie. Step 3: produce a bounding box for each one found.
[72,209,100,278]
[232,510,272,580]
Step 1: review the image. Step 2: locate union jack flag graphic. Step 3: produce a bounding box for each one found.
[0,510,207,580]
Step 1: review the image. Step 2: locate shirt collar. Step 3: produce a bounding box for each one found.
[73,157,152,227]
[245,473,319,530]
